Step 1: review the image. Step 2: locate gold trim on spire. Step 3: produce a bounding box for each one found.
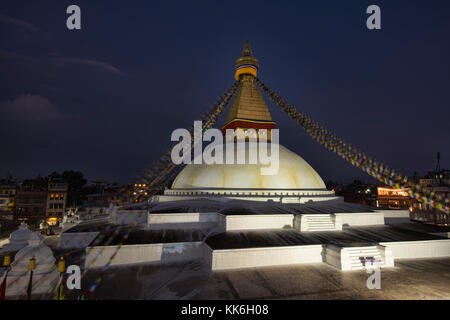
[235,41,259,80]
[224,42,275,141]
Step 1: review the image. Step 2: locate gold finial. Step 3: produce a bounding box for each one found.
[242,40,253,57]
[235,41,259,80]
[3,252,11,267]
[28,256,36,271]
[57,256,66,273]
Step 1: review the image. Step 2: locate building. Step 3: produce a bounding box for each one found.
[77,199,109,220]
[0,184,16,220]
[339,180,376,206]
[410,184,450,226]
[46,178,68,225]
[103,185,129,206]
[419,169,450,187]
[14,177,69,224]
[15,178,48,222]
[410,167,450,225]
[375,186,412,209]
[420,170,450,186]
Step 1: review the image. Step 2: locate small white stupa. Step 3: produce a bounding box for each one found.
[1,223,35,253]
[6,232,59,297]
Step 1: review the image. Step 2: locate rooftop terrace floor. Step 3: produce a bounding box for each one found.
[71,257,450,300]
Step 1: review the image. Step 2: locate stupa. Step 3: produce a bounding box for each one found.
[157,41,337,204]
[1,222,36,253]
[5,232,59,297]
[55,42,450,301]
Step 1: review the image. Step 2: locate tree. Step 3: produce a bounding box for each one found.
[325,180,340,191]
[61,171,87,207]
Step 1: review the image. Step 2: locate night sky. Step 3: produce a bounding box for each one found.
[1,0,449,185]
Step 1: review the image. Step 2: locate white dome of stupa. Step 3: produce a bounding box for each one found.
[1,223,41,253]
[9,233,55,275]
[160,143,336,203]
[172,143,326,190]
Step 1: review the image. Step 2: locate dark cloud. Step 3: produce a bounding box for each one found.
[0,94,62,120]
[0,94,80,139]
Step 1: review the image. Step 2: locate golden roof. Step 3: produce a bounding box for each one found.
[235,40,259,69]
[225,75,273,124]
[225,42,274,125]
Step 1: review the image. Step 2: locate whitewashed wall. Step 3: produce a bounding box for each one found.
[210,245,324,270]
[221,214,294,231]
[85,241,205,268]
[335,212,385,226]
[148,212,218,224]
[380,239,450,259]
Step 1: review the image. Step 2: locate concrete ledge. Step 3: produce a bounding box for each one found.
[147,212,296,231]
[147,212,219,230]
[85,241,206,268]
[221,214,294,231]
[379,210,411,224]
[336,212,385,226]
[113,210,147,225]
[210,244,323,270]
[380,239,450,259]
[378,209,410,218]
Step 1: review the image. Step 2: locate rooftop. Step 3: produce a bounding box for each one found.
[67,257,450,300]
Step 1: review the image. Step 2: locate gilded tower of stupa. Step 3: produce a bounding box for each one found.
[222,41,276,142]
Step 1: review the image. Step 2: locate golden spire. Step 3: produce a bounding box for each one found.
[234,41,259,80]
[223,42,275,141]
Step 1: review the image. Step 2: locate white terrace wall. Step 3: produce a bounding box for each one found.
[335,212,385,226]
[380,239,450,259]
[378,209,411,224]
[221,214,294,231]
[210,244,324,270]
[148,212,218,224]
[84,241,206,268]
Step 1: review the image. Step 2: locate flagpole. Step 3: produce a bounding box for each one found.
[56,257,65,300]
[0,252,11,300]
[26,256,36,300]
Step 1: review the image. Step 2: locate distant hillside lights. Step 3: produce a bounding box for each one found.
[171,121,280,175]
